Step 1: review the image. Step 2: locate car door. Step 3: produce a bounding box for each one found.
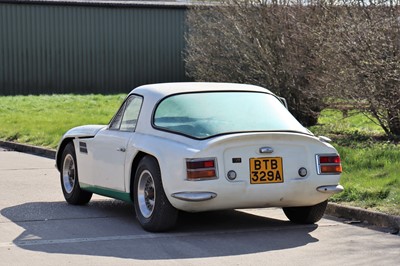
[90,95,143,191]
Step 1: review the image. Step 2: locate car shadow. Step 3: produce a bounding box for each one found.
[1,200,319,260]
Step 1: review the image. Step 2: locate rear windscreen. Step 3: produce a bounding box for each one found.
[153,91,309,139]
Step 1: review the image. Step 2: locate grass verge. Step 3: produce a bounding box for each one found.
[0,97,399,215]
[310,109,399,216]
[0,94,125,148]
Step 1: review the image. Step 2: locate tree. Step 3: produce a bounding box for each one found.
[320,0,400,139]
[185,0,400,139]
[185,0,328,127]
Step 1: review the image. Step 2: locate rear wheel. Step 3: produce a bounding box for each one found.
[283,200,328,224]
[134,156,178,232]
[60,142,92,205]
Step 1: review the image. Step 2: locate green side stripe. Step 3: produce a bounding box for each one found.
[80,183,132,203]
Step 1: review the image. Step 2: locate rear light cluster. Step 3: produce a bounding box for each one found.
[316,154,342,175]
[186,158,218,180]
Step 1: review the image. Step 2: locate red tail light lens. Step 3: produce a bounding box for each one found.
[319,156,341,164]
[317,154,342,175]
[186,158,218,180]
[186,160,215,169]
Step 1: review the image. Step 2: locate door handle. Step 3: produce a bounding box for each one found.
[117,147,126,152]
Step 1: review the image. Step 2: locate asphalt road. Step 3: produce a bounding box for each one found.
[0,150,398,266]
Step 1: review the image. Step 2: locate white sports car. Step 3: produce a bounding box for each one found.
[56,83,343,232]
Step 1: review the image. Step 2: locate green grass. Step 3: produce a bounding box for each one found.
[310,109,400,215]
[310,109,384,139]
[0,97,399,215]
[0,94,125,148]
[332,144,400,215]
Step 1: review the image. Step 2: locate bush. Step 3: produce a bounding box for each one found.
[185,1,327,126]
[185,0,400,137]
[324,0,400,139]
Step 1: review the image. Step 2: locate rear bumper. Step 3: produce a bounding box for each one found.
[317,184,344,194]
[168,181,343,212]
[171,184,344,204]
[171,192,217,202]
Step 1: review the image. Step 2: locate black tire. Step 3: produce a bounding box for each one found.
[133,156,178,232]
[60,142,92,205]
[283,200,328,224]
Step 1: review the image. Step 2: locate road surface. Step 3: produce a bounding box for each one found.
[0,149,398,265]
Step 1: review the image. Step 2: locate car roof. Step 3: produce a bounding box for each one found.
[129,82,273,100]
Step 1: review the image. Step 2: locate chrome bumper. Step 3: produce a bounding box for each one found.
[317,184,344,194]
[171,192,217,202]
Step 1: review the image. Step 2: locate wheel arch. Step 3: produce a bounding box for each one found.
[129,151,155,201]
[56,138,74,172]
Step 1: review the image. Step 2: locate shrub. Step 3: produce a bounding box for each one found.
[185,1,327,126]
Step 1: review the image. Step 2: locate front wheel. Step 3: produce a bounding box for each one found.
[133,156,178,232]
[60,142,92,205]
[283,200,328,224]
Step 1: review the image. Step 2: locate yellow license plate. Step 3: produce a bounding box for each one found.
[249,157,284,184]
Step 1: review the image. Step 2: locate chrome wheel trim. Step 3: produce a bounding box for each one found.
[62,154,75,194]
[137,170,156,218]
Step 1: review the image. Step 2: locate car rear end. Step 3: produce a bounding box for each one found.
[167,132,342,212]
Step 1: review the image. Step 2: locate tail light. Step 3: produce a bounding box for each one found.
[186,158,218,180]
[316,154,342,175]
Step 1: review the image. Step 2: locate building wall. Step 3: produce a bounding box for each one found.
[0,1,190,95]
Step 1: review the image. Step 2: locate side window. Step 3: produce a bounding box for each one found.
[109,102,126,130]
[120,96,143,131]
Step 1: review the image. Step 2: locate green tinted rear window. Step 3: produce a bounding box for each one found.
[153,92,309,138]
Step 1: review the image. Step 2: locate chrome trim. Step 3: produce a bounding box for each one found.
[317,185,344,194]
[259,147,274,154]
[171,192,217,202]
